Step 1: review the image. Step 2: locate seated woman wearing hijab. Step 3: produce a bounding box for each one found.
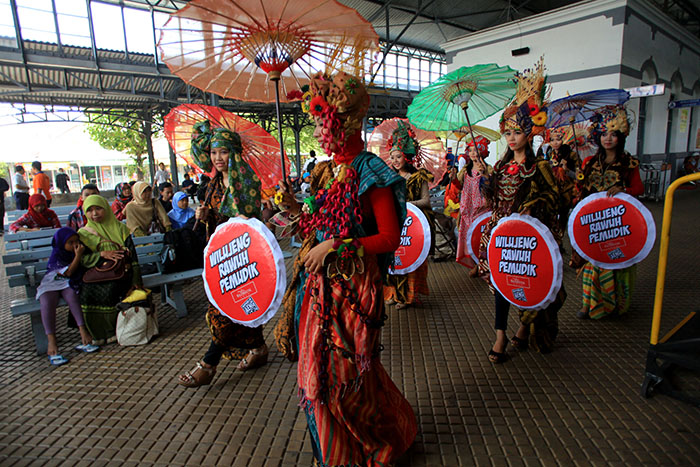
[78,195,142,344]
[10,194,61,232]
[124,181,171,236]
[111,182,132,221]
[167,191,195,229]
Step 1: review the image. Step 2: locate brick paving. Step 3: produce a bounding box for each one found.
[1,189,699,466]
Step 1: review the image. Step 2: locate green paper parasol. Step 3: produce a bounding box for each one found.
[407,64,517,141]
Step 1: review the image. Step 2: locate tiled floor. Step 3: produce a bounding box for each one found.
[1,189,699,466]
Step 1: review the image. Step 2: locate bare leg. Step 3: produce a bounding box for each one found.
[47,333,58,356]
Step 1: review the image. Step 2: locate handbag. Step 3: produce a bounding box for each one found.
[116,287,159,346]
[81,226,130,283]
[148,199,166,234]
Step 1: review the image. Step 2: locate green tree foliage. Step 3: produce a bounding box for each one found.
[266,123,322,176]
[84,111,162,180]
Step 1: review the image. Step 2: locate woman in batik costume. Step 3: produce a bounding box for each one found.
[274,72,417,466]
[478,58,567,363]
[455,135,492,275]
[574,105,643,320]
[177,122,269,388]
[383,121,435,309]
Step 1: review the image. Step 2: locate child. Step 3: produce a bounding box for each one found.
[37,227,98,365]
[168,191,195,229]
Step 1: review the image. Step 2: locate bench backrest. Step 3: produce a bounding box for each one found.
[6,206,75,223]
[3,233,165,297]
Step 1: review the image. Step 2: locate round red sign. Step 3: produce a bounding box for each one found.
[466,210,492,264]
[487,214,563,309]
[568,192,656,269]
[202,218,286,327]
[390,203,432,275]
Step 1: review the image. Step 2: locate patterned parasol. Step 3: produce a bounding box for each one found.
[367,118,446,189]
[562,121,596,160]
[407,63,517,145]
[157,0,379,178]
[547,89,630,152]
[163,104,289,190]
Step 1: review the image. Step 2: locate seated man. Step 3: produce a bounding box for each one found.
[158,182,174,213]
[181,173,198,202]
[67,184,99,231]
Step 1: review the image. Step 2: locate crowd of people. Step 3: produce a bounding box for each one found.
[6,163,204,364]
[3,57,671,465]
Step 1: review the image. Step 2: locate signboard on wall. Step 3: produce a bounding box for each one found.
[625,84,665,98]
[679,109,689,133]
[668,99,700,109]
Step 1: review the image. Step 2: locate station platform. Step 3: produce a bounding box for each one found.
[1,189,699,466]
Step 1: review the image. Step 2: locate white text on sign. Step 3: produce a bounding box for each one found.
[494,235,538,277]
[208,232,260,294]
[579,204,631,244]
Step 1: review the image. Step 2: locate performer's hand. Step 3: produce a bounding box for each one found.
[196,205,209,220]
[237,214,250,220]
[278,179,301,215]
[606,186,624,197]
[520,208,532,216]
[303,239,335,274]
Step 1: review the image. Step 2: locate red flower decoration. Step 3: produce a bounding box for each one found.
[286,89,304,100]
[528,104,540,116]
[309,95,329,116]
[506,163,520,175]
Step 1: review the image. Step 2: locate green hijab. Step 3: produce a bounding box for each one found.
[79,194,131,251]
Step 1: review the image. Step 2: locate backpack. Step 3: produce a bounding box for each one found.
[160,222,206,273]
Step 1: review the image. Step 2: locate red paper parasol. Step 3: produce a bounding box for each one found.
[157,0,379,178]
[367,118,447,189]
[164,104,289,190]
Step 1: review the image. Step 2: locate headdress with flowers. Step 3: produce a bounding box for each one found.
[465,135,490,158]
[590,105,630,140]
[300,71,369,164]
[499,57,550,138]
[544,126,567,144]
[386,120,420,165]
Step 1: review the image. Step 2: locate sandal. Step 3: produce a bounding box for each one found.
[237,345,269,371]
[395,302,408,310]
[48,354,69,366]
[384,299,396,306]
[487,349,508,364]
[75,344,100,353]
[178,361,216,388]
[510,335,529,351]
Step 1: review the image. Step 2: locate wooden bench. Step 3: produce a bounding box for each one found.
[2,233,203,354]
[6,205,75,226]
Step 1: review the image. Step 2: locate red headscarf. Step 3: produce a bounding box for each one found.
[27,194,53,226]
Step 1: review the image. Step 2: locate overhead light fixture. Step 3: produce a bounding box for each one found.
[511,47,530,56]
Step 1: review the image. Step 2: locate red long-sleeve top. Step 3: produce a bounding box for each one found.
[357,186,400,255]
[625,166,644,197]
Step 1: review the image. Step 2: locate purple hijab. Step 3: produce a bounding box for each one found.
[47,227,81,292]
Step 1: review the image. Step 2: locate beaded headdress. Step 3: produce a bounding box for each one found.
[300,71,369,160]
[590,105,630,139]
[499,57,550,138]
[386,120,420,164]
[190,120,212,172]
[544,126,566,143]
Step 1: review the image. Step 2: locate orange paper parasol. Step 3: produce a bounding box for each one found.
[367,118,447,189]
[157,0,379,178]
[163,104,289,190]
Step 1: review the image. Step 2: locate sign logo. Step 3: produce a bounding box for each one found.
[202,218,286,327]
[487,214,563,309]
[568,192,656,269]
[465,210,492,264]
[390,203,432,275]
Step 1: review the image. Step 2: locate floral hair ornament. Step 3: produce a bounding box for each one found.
[301,71,370,163]
[499,56,551,138]
[465,135,490,158]
[386,120,420,165]
[590,105,631,140]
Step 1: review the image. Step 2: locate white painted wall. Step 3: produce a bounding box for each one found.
[441,0,700,161]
